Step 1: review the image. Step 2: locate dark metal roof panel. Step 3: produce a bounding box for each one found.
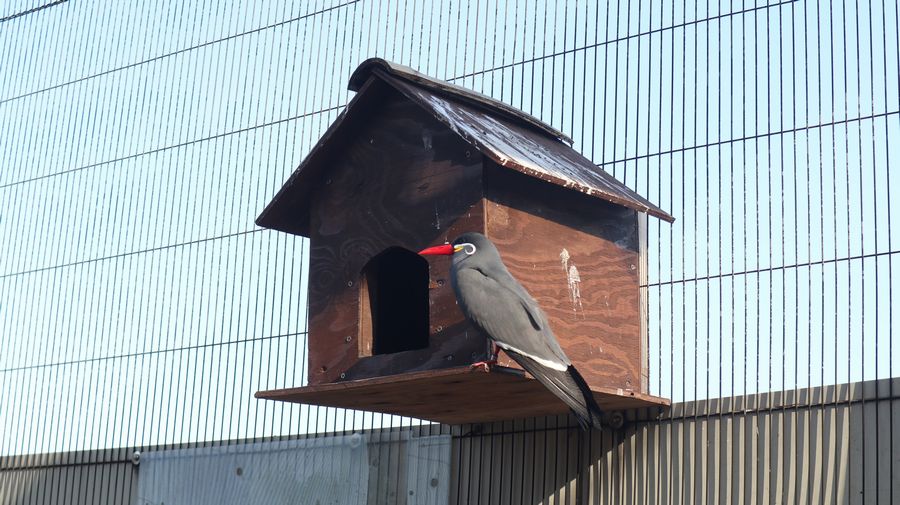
[256,59,674,236]
[381,75,676,223]
[349,58,574,145]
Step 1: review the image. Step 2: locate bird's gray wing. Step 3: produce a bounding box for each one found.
[454,267,571,369]
[454,267,603,429]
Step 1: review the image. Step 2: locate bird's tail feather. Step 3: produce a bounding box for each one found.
[505,350,604,430]
[566,364,605,430]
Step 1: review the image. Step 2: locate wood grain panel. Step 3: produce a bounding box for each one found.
[484,164,644,393]
[307,91,486,385]
[256,367,669,425]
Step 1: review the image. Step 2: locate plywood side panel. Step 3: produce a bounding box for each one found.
[308,92,485,385]
[257,367,668,425]
[483,165,643,394]
[638,212,649,394]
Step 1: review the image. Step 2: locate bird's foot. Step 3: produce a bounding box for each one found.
[469,359,497,372]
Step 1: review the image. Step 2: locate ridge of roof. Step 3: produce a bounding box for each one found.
[379,73,675,223]
[349,58,574,146]
[256,59,674,236]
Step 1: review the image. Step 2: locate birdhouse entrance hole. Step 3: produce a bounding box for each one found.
[358,247,429,357]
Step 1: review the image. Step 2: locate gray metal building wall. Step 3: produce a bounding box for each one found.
[1,379,895,504]
[2,0,899,503]
[453,379,900,504]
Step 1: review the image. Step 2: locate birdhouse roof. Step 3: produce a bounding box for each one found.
[257,58,674,236]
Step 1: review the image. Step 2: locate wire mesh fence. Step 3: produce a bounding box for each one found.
[1,0,898,503]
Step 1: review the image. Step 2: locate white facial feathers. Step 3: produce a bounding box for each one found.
[455,242,477,255]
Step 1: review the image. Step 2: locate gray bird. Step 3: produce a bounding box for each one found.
[419,232,604,430]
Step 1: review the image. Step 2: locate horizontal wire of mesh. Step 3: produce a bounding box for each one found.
[1,0,898,503]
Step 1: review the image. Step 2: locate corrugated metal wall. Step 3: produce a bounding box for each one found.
[2,0,899,503]
[0,456,137,505]
[452,378,900,504]
[2,379,895,504]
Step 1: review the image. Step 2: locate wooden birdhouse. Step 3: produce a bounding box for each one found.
[255,58,674,425]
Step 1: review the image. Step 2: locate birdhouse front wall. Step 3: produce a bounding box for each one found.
[306,93,488,386]
[484,165,645,394]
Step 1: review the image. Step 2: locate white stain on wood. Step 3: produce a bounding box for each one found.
[567,265,584,315]
[559,248,584,317]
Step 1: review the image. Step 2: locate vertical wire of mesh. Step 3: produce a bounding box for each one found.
[886,3,897,504]
[2,1,900,504]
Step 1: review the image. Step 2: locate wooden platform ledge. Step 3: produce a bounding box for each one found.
[255,366,670,425]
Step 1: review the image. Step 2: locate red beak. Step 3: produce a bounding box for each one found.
[418,244,455,256]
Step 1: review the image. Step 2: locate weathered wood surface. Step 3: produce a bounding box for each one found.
[256,77,393,236]
[301,87,652,401]
[308,90,486,385]
[484,165,644,394]
[381,73,675,223]
[256,367,669,425]
[638,212,650,393]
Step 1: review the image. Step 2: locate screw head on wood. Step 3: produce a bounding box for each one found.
[606,412,625,430]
